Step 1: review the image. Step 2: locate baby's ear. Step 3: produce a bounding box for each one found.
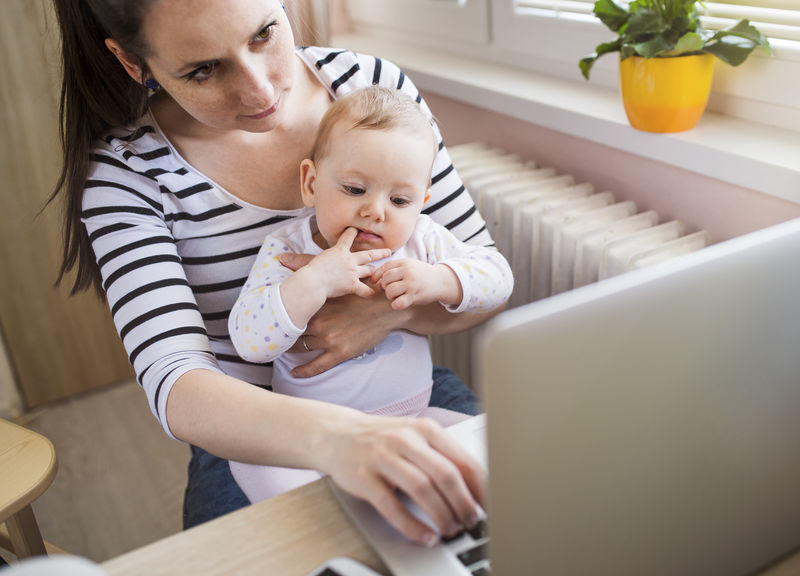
[300,159,317,207]
[424,189,432,204]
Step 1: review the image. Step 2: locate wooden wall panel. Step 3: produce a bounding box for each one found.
[0,0,133,408]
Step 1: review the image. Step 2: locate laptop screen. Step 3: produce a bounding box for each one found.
[478,217,800,576]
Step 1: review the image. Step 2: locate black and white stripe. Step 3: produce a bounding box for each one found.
[82,47,492,437]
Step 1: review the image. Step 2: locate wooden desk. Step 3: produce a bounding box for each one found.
[102,477,800,576]
[102,479,389,576]
[0,418,58,558]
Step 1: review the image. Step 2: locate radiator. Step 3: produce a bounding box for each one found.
[430,142,711,388]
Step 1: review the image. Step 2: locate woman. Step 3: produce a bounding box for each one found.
[52,0,496,546]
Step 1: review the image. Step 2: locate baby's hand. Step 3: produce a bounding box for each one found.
[370,260,462,310]
[309,228,391,299]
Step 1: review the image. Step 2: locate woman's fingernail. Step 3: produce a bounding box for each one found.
[422,531,439,548]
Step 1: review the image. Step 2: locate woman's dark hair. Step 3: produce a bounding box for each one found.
[50,0,156,295]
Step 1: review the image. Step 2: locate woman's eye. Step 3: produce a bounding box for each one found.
[185,62,216,82]
[344,186,366,196]
[253,23,276,44]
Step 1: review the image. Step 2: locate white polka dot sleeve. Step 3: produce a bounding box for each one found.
[418,216,514,314]
[228,236,306,364]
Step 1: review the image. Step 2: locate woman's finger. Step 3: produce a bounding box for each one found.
[376,446,464,538]
[279,252,315,271]
[423,421,488,510]
[400,419,483,528]
[292,349,348,378]
[349,475,441,547]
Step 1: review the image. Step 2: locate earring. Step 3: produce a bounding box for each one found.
[145,78,160,91]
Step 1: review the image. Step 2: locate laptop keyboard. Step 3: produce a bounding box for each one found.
[441,518,491,574]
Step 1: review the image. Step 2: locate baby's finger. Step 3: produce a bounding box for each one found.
[352,281,375,299]
[335,227,358,250]
[390,295,412,310]
[356,248,392,264]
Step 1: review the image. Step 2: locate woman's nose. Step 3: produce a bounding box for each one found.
[237,58,274,108]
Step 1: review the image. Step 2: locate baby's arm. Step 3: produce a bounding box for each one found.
[370,260,463,311]
[280,228,390,328]
[230,228,390,363]
[370,218,513,313]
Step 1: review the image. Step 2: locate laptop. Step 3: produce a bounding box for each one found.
[332,216,800,575]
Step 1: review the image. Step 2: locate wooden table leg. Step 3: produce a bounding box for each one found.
[6,505,46,558]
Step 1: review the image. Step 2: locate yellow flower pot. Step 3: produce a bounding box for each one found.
[619,53,715,133]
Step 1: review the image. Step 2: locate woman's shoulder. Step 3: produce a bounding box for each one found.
[296,46,405,94]
[88,110,201,193]
[91,111,177,170]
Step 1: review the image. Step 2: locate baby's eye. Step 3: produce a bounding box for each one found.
[344,186,366,196]
[391,197,410,206]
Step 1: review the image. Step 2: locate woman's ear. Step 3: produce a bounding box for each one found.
[104,38,146,84]
[300,159,318,208]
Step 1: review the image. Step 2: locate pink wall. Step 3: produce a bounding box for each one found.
[424,91,800,243]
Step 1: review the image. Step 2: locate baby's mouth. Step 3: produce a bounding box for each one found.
[355,228,381,242]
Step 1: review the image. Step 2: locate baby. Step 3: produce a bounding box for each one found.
[228,85,513,502]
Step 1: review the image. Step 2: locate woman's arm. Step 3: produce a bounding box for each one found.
[167,368,486,545]
[283,269,503,378]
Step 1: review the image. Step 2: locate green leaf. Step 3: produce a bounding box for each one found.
[579,38,623,79]
[620,44,637,60]
[703,37,758,66]
[582,3,770,81]
[632,35,675,58]
[625,8,668,38]
[662,31,705,56]
[593,0,629,32]
[704,19,772,66]
[708,19,771,50]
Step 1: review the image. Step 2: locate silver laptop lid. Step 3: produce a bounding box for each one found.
[478,217,800,576]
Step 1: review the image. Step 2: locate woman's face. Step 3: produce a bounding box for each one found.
[140,0,297,133]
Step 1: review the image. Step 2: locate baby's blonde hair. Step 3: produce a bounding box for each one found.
[310,85,438,163]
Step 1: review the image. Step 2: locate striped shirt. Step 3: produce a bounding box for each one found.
[82,47,492,438]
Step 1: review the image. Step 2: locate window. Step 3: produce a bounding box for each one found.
[492,0,800,129]
[346,0,490,45]
[346,0,800,131]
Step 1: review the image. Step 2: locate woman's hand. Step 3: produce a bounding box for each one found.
[281,251,408,378]
[279,251,500,378]
[292,290,403,377]
[321,413,487,546]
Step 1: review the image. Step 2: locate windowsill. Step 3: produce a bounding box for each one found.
[333,33,800,205]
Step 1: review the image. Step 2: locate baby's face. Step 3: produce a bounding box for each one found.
[303,123,434,253]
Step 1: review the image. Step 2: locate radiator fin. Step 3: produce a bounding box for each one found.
[432,142,711,388]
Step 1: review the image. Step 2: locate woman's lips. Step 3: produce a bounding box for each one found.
[242,98,280,120]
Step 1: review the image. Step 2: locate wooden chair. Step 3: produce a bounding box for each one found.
[0,418,57,560]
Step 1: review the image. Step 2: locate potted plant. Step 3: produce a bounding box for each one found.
[579,0,771,133]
